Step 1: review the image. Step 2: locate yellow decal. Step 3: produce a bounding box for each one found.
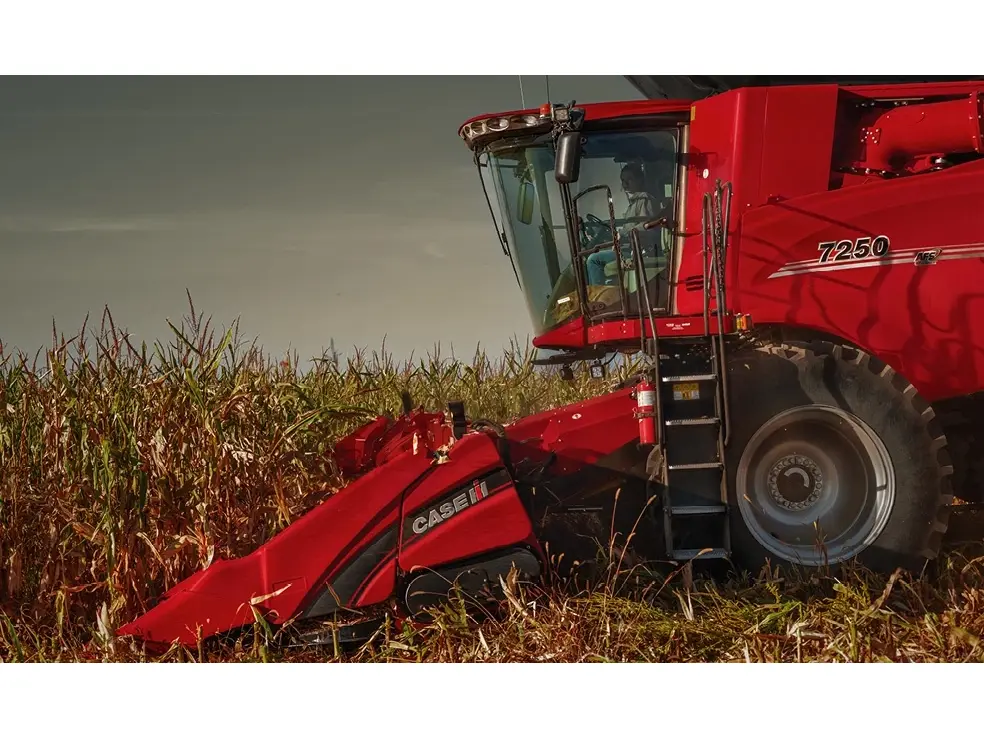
[672,382,700,401]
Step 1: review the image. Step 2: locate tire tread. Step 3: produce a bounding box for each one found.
[732,338,953,566]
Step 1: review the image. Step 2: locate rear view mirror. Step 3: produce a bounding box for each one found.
[517,180,535,225]
[555,131,582,185]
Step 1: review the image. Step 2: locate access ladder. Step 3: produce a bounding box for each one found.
[646,180,735,563]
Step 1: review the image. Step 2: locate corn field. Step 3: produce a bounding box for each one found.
[2,296,984,663]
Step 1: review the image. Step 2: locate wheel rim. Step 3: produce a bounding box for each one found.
[735,404,895,566]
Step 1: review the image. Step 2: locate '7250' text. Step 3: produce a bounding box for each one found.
[818,236,891,263]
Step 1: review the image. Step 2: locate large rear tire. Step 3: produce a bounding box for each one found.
[724,340,954,576]
[933,394,984,504]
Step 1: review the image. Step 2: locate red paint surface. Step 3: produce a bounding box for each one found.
[400,486,532,572]
[504,386,637,460]
[397,433,532,571]
[332,408,453,476]
[734,158,984,401]
[354,558,398,608]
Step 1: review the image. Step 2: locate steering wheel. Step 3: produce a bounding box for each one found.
[580,213,614,248]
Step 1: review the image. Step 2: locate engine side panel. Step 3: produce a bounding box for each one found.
[678,85,840,317]
[733,157,984,402]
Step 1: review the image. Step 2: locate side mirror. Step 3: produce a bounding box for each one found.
[517,180,535,225]
[555,131,581,185]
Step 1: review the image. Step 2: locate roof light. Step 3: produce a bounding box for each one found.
[459,112,548,144]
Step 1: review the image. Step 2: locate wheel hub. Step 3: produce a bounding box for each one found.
[767,454,823,511]
[736,404,896,566]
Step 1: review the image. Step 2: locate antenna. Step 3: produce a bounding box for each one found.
[518,75,526,108]
[545,75,551,103]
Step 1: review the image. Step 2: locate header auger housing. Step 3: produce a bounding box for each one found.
[119,76,984,653]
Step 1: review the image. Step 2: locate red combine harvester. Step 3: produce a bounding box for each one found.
[118,76,984,651]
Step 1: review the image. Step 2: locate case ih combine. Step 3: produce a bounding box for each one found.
[118,76,984,652]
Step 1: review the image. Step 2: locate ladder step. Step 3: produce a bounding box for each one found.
[665,416,719,426]
[670,505,727,516]
[662,374,717,383]
[668,462,722,471]
[671,548,729,561]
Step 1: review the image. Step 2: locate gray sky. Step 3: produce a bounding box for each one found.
[0,75,642,366]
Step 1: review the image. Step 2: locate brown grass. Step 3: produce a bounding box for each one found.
[1,295,983,663]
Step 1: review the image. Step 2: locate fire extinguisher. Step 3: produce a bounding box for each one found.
[635,377,656,445]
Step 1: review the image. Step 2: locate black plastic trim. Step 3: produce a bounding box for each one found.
[301,525,399,620]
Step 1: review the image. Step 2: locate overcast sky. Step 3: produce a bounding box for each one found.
[0,75,642,366]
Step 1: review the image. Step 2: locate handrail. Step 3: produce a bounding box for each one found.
[701,192,713,337]
[572,184,628,318]
[630,228,665,468]
[712,180,733,445]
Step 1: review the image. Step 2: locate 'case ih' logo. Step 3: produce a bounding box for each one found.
[412,479,489,535]
[403,469,512,541]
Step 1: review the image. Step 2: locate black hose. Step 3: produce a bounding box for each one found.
[470,418,508,439]
[469,418,514,472]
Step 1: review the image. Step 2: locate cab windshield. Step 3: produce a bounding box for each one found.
[485,127,679,336]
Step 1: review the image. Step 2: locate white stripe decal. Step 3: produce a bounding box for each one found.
[774,240,984,270]
[767,242,984,279]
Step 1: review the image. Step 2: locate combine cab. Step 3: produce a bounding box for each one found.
[119,77,984,652]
